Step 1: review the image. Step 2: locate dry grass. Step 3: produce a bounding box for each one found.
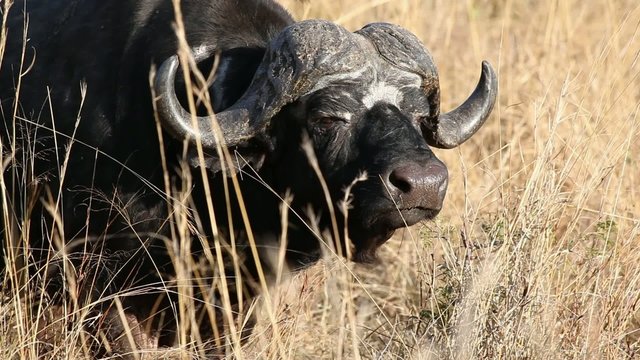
[2,0,640,358]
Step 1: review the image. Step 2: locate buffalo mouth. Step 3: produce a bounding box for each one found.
[350,206,440,263]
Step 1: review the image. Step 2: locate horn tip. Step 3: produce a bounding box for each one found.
[481,61,498,94]
[154,54,180,91]
[481,61,497,84]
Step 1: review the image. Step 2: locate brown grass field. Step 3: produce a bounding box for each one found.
[1,0,640,358]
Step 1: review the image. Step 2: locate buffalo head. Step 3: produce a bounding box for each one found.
[154,20,497,263]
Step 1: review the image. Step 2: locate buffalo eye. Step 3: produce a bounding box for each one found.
[310,116,346,132]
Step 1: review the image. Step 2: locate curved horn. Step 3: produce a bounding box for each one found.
[154,49,255,148]
[154,20,366,149]
[424,61,498,149]
[355,23,497,149]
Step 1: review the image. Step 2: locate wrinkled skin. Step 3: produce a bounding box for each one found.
[269,72,448,263]
[0,0,495,352]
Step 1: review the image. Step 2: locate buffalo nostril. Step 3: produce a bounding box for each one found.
[387,162,448,209]
[389,168,414,193]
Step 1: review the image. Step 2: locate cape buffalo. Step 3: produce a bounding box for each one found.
[0,0,497,351]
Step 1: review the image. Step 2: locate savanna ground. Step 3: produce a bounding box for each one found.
[1,0,639,358]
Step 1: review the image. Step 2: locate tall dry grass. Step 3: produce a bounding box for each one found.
[1,0,639,359]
